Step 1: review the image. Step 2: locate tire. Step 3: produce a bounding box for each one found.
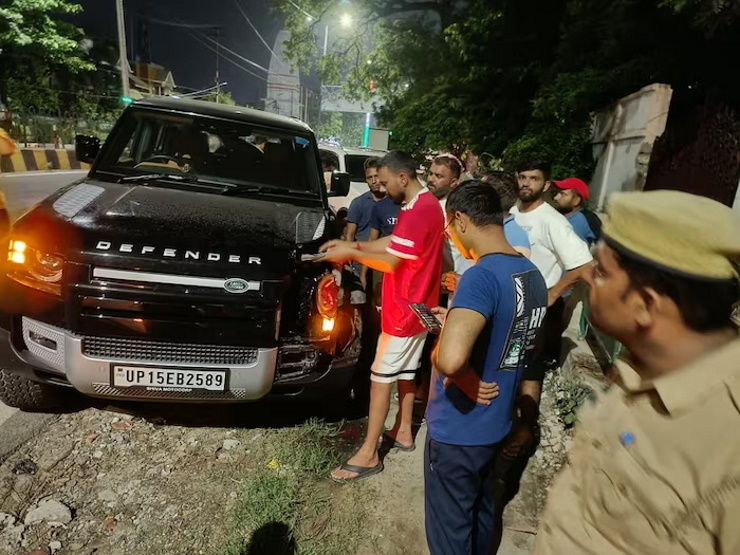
[0,368,72,412]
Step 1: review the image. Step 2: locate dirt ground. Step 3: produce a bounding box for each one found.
[0,373,571,555]
[354,413,537,555]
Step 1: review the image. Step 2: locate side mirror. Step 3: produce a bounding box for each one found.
[75,134,101,165]
[327,171,350,197]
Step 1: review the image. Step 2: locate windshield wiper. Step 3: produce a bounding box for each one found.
[221,184,316,197]
[118,173,188,183]
[117,173,226,189]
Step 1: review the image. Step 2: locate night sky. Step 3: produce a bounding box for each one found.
[74,0,286,106]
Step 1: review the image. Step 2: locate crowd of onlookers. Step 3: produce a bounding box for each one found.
[319,150,740,555]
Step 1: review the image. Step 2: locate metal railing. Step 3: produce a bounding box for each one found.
[7,109,119,148]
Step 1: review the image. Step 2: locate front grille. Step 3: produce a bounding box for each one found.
[82,336,259,365]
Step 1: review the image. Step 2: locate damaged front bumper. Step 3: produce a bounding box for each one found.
[4,309,362,403]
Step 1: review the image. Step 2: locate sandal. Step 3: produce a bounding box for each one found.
[381,432,416,452]
[331,461,384,483]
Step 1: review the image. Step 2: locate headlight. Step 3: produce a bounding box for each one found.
[316,274,338,334]
[316,274,338,318]
[7,239,64,296]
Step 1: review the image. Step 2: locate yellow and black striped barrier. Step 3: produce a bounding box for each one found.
[0,148,91,173]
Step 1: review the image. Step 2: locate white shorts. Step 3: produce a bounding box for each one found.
[371,332,428,384]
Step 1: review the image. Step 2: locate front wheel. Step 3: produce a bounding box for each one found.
[0,369,74,412]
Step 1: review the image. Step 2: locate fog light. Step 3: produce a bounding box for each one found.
[322,317,335,332]
[29,330,58,351]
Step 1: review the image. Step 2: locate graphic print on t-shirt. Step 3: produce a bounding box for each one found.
[500,270,547,370]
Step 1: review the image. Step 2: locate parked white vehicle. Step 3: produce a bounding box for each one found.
[318,144,387,212]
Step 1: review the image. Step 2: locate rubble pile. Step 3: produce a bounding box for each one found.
[0,409,263,555]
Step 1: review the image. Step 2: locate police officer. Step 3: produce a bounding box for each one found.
[534,189,740,554]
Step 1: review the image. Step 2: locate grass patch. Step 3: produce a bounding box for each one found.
[219,418,369,555]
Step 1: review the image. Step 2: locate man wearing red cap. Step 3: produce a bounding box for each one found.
[552,177,602,248]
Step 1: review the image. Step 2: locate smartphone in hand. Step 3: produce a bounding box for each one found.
[410,302,443,334]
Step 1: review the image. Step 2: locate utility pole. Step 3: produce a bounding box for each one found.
[116,0,130,98]
[215,28,221,103]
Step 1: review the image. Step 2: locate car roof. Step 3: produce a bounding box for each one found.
[343,147,387,156]
[318,144,387,157]
[133,97,314,135]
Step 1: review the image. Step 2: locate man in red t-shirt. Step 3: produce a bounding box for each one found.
[320,150,444,481]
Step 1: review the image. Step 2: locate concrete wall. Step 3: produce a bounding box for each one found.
[590,83,673,210]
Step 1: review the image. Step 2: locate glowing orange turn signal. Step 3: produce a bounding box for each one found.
[8,240,27,264]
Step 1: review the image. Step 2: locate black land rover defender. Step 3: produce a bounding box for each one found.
[0,97,366,411]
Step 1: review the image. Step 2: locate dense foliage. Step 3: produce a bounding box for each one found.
[275,0,740,178]
[1,0,122,141]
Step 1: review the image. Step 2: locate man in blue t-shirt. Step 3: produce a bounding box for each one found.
[360,193,402,304]
[551,177,602,248]
[345,158,384,243]
[346,157,384,281]
[426,181,548,555]
[369,195,401,238]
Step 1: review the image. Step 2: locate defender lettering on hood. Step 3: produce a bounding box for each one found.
[95,241,262,264]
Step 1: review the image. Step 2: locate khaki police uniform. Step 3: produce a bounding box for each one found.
[534,339,740,554]
[534,190,740,555]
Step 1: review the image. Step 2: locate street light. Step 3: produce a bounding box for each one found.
[320,14,353,55]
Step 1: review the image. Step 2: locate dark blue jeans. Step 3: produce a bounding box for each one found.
[424,435,500,555]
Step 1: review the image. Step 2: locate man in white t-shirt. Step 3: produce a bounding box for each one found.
[510,160,592,363]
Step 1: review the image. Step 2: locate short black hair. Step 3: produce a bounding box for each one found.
[484,173,519,211]
[378,150,418,178]
[516,159,551,181]
[432,154,463,180]
[446,180,504,227]
[320,150,338,170]
[364,157,380,171]
[614,247,740,333]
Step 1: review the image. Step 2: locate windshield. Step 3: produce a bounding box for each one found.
[96,109,322,195]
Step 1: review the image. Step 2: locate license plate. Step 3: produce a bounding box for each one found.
[112,365,227,392]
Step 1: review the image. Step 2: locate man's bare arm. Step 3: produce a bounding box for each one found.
[516,380,541,426]
[432,308,487,378]
[345,222,358,243]
[548,264,590,305]
[355,236,392,255]
[360,229,381,285]
[352,250,401,274]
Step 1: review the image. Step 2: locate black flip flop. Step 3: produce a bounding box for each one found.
[331,461,384,483]
[382,433,416,452]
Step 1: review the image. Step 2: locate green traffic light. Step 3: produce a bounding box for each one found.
[388,131,393,136]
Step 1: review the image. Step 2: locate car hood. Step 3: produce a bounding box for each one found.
[20,180,328,277]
